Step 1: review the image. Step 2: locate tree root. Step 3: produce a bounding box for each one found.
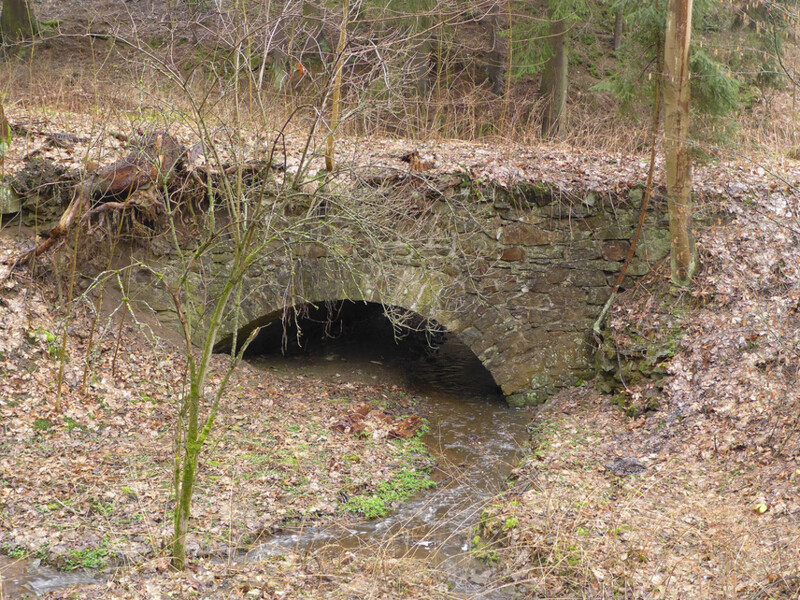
[7,131,185,272]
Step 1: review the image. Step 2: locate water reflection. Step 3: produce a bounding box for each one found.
[0,556,99,598]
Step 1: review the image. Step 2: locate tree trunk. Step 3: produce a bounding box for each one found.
[0,97,9,169]
[172,384,200,571]
[325,0,349,172]
[0,97,18,216]
[168,245,251,570]
[663,0,697,285]
[540,17,568,139]
[0,0,38,41]
[500,0,514,133]
[481,2,505,95]
[613,7,623,52]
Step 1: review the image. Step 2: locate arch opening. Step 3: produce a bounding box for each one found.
[232,300,502,400]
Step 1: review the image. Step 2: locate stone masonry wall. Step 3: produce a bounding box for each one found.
[130,177,670,406]
[458,182,670,405]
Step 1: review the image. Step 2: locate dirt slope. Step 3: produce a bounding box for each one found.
[478,180,800,599]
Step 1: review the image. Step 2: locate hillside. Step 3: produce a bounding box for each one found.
[0,111,798,600]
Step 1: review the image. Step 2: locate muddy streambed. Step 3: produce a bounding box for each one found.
[0,329,531,598]
[246,331,532,598]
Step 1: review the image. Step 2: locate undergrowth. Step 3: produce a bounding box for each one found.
[344,433,436,519]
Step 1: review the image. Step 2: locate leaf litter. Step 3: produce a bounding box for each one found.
[3,100,800,597]
[481,171,800,598]
[0,227,446,597]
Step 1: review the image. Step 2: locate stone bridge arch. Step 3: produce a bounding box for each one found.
[130,179,671,405]
[213,260,517,393]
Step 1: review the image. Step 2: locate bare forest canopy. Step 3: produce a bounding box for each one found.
[0,0,798,155]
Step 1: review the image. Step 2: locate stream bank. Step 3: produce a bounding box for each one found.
[243,323,533,597]
[0,229,534,598]
[459,183,800,598]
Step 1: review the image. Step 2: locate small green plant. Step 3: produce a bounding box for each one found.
[502,516,519,531]
[345,495,387,519]
[471,534,500,563]
[610,524,631,536]
[92,501,114,517]
[280,475,310,495]
[2,544,27,558]
[564,544,582,567]
[35,544,50,560]
[64,540,109,571]
[133,394,157,405]
[343,468,436,519]
[27,327,65,361]
[33,418,53,432]
[393,436,431,463]
[38,19,62,30]
[64,416,87,433]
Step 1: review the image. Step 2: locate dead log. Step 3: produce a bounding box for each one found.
[25,131,185,259]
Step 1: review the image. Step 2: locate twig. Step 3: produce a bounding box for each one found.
[592,69,663,344]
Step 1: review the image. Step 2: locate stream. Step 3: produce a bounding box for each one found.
[1,310,532,599]
[0,556,99,598]
[246,324,532,599]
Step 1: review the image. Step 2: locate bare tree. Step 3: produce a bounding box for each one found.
[663,0,697,285]
[0,95,17,216]
[325,0,349,172]
[13,3,487,569]
[0,95,9,166]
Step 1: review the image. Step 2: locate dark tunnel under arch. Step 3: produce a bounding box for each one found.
[217,300,503,399]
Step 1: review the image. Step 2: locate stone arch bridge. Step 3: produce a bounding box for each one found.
[131,176,670,406]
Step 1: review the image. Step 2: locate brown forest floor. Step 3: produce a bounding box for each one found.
[0,112,798,599]
[477,191,800,598]
[0,227,456,599]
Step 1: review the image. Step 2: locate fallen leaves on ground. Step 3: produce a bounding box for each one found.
[482,183,800,599]
[0,227,432,584]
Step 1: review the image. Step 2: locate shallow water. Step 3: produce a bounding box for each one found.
[247,333,532,598]
[1,326,531,599]
[0,556,99,598]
